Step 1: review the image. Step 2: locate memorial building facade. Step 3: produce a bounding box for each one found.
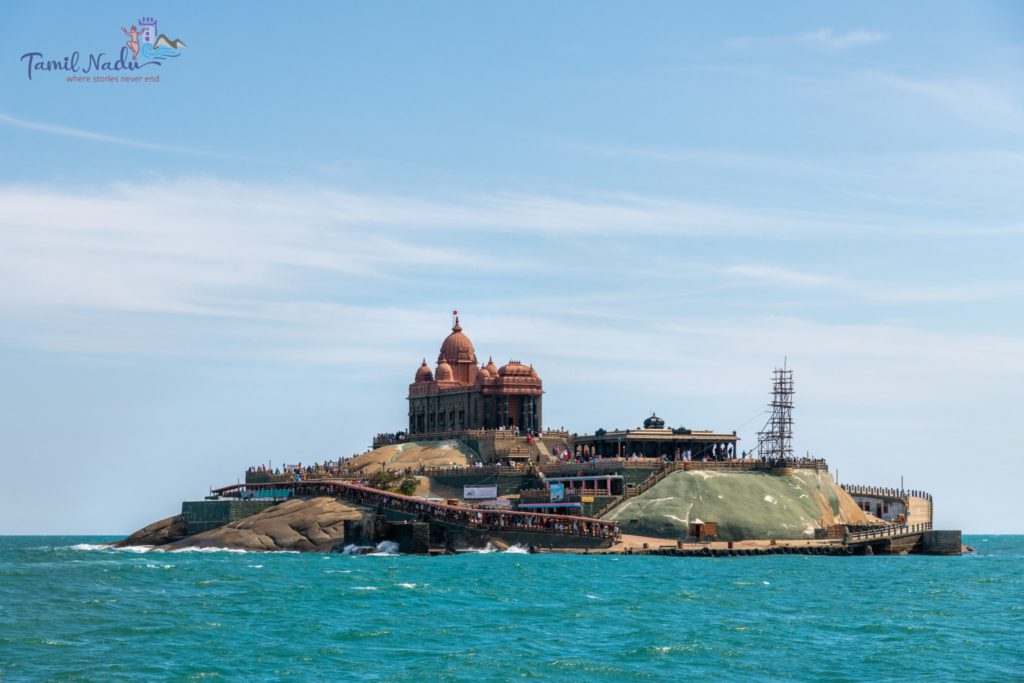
[407,314,542,435]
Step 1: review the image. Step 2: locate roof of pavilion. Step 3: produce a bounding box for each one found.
[575,428,738,442]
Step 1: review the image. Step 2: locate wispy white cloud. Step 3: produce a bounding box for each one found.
[724,264,839,287]
[0,112,247,160]
[799,29,887,50]
[725,29,886,51]
[1,178,1020,328]
[864,71,1024,135]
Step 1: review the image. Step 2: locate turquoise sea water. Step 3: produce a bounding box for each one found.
[1,536,1021,681]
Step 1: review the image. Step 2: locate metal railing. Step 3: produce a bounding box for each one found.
[840,484,932,502]
[846,522,933,542]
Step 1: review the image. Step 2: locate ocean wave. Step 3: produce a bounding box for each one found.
[459,542,498,553]
[462,542,532,554]
[68,543,153,553]
[343,540,401,556]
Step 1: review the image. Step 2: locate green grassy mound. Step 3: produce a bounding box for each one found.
[603,469,868,541]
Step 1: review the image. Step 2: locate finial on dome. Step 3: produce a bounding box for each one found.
[451,309,461,331]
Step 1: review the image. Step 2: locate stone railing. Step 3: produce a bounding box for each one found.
[395,428,526,442]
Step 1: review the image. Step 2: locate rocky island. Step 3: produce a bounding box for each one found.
[117,316,961,556]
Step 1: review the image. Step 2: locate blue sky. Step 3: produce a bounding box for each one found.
[1,2,1022,534]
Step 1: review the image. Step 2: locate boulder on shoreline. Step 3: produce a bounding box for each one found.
[113,514,189,547]
[165,497,369,552]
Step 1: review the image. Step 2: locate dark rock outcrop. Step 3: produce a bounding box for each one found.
[113,514,189,547]
[164,497,369,552]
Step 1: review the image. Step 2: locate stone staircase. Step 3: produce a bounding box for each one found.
[477,432,549,464]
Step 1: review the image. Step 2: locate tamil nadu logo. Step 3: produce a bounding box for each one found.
[20,16,187,81]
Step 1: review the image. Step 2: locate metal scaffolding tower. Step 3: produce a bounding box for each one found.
[756,360,794,461]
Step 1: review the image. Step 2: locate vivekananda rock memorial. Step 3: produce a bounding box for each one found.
[407,314,543,435]
[113,312,963,557]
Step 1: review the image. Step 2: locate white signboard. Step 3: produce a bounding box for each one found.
[464,485,498,500]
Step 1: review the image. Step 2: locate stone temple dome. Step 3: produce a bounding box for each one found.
[643,413,666,429]
[438,317,477,365]
[435,359,454,382]
[415,359,433,383]
[498,361,533,377]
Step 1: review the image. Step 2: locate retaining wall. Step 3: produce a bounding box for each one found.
[180,499,276,535]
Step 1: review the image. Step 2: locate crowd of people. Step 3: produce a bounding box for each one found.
[373,432,407,447]
[246,459,356,482]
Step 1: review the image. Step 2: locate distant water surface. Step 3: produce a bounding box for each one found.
[0,535,1021,681]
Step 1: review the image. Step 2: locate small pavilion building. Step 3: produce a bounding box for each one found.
[574,413,739,460]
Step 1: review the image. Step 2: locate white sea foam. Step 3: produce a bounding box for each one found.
[170,546,251,554]
[344,540,401,555]
[366,540,401,556]
[352,586,378,591]
[504,544,530,554]
[341,544,370,554]
[397,582,417,589]
[459,542,498,553]
[68,543,153,553]
[764,495,777,504]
